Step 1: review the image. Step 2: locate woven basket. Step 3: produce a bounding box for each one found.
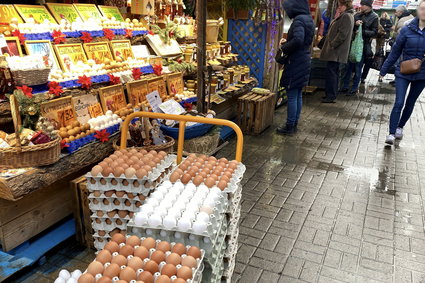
[0,137,61,169]
[177,131,220,156]
[113,136,175,153]
[12,68,51,86]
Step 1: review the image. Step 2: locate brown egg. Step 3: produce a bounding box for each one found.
[103,199,110,205]
[111,233,126,244]
[172,243,186,255]
[126,235,141,247]
[125,167,136,178]
[187,246,202,259]
[205,177,216,188]
[116,280,127,283]
[156,275,172,283]
[91,165,103,176]
[132,163,141,170]
[169,171,181,183]
[104,157,113,164]
[134,246,149,259]
[158,151,167,157]
[217,180,228,191]
[96,276,112,283]
[194,162,203,168]
[166,253,182,265]
[142,237,156,250]
[77,273,95,283]
[174,168,184,175]
[96,249,112,264]
[199,171,208,179]
[119,244,134,257]
[151,250,166,264]
[105,218,112,225]
[137,271,154,283]
[113,199,120,206]
[161,263,177,277]
[127,256,144,271]
[102,167,113,177]
[173,278,186,283]
[181,173,192,184]
[107,210,117,217]
[178,163,188,171]
[98,230,106,237]
[116,219,123,225]
[136,168,148,179]
[110,154,119,160]
[223,171,233,179]
[113,167,125,177]
[104,241,120,253]
[153,157,161,164]
[182,255,197,268]
[156,241,171,252]
[104,190,114,197]
[120,266,137,282]
[121,163,129,170]
[118,210,128,218]
[103,263,121,278]
[116,191,126,197]
[109,228,122,237]
[127,193,135,199]
[87,261,104,276]
[111,254,127,266]
[193,175,204,186]
[177,265,193,280]
[143,260,159,274]
[220,175,230,183]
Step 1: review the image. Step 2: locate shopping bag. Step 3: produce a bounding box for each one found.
[371,48,385,71]
[349,25,364,63]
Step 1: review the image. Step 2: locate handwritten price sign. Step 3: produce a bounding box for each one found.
[57,108,76,127]
[88,103,103,118]
[99,85,127,113]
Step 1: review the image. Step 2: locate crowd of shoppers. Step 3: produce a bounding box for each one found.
[276,0,425,147]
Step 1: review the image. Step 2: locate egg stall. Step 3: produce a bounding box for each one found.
[54,113,244,283]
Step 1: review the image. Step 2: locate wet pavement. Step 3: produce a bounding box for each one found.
[7,71,425,282]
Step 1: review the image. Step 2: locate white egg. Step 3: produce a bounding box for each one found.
[148,213,162,227]
[210,187,222,195]
[181,211,195,222]
[151,191,164,201]
[163,215,177,229]
[54,278,66,283]
[176,196,189,205]
[71,270,82,279]
[106,110,113,116]
[174,202,187,212]
[192,220,208,234]
[198,185,209,196]
[185,183,197,192]
[177,218,192,231]
[146,198,159,207]
[173,181,184,191]
[135,212,149,226]
[200,205,214,215]
[197,211,210,223]
[140,204,154,214]
[112,114,119,119]
[59,270,71,280]
[156,206,168,217]
[203,198,216,208]
[198,184,209,191]
[160,199,173,209]
[66,278,77,283]
[168,207,182,218]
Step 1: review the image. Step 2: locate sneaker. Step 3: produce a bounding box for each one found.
[339,88,349,94]
[395,128,403,140]
[276,124,296,136]
[346,90,357,96]
[385,135,395,145]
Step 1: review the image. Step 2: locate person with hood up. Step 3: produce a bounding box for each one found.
[379,0,425,145]
[320,0,355,103]
[275,0,314,135]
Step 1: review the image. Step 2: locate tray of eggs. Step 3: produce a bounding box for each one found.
[59,234,205,283]
[168,155,245,194]
[59,121,96,153]
[88,111,123,132]
[92,217,130,232]
[128,180,228,240]
[226,184,242,215]
[89,192,145,212]
[87,149,175,192]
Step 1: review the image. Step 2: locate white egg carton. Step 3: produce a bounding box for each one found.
[89,197,142,212]
[226,184,242,213]
[90,210,134,220]
[89,191,148,201]
[222,259,236,281]
[86,154,176,190]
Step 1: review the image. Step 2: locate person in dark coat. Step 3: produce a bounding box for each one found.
[341,0,378,95]
[380,12,393,38]
[320,0,355,103]
[276,0,314,135]
[379,0,425,145]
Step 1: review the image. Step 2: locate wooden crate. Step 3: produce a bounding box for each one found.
[0,179,73,252]
[71,177,94,249]
[236,92,276,135]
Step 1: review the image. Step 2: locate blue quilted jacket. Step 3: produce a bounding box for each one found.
[380,18,425,81]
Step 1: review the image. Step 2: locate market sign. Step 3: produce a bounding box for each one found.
[40,97,77,128]
[166,72,184,95]
[110,40,134,61]
[98,5,124,21]
[73,4,102,21]
[46,3,82,23]
[0,5,23,33]
[54,43,87,72]
[13,4,57,24]
[72,93,103,124]
[148,76,168,100]
[98,85,127,113]
[83,42,114,64]
[126,79,149,105]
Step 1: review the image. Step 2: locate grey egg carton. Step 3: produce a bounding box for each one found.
[224,230,239,259]
[226,184,242,213]
[92,218,129,232]
[89,191,147,201]
[89,197,142,212]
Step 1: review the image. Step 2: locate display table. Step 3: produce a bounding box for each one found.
[0,136,117,251]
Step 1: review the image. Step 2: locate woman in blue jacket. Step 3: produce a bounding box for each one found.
[380,0,425,145]
[276,0,314,135]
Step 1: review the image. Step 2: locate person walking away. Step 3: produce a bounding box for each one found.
[341,0,378,95]
[379,0,425,145]
[380,12,393,39]
[275,0,314,135]
[320,0,355,103]
[394,5,414,37]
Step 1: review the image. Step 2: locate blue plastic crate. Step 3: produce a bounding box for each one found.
[160,123,213,140]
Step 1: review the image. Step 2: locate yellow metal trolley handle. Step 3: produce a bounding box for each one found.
[120,112,244,164]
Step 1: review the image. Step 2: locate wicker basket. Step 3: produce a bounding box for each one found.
[12,68,51,86]
[113,136,175,153]
[0,137,61,169]
[178,131,220,156]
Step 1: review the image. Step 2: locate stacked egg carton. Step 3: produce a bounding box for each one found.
[86,149,175,250]
[54,234,205,283]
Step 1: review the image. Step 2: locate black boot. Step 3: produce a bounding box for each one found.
[294,123,298,132]
[276,124,296,135]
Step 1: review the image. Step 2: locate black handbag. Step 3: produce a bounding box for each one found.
[275,49,287,65]
[317,36,326,49]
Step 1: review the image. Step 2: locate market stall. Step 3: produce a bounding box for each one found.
[0,1,271,282]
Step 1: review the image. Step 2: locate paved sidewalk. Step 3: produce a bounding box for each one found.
[216,74,425,283]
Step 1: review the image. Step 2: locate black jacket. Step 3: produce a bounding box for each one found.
[354,10,379,57]
[278,0,314,90]
[380,18,393,38]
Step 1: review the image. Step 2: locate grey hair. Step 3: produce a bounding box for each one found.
[395,5,408,12]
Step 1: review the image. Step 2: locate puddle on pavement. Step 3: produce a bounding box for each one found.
[363,97,393,105]
[366,113,388,123]
[344,166,395,195]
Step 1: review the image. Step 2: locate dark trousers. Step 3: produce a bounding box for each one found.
[325,61,339,100]
[361,56,373,81]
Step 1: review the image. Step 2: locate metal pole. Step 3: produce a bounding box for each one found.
[196,0,207,113]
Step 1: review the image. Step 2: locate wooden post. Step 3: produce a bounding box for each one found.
[196,0,207,113]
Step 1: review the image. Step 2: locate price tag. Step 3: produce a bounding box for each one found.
[57,107,76,127]
[159,99,185,115]
[88,103,103,118]
[146,91,162,112]
[40,97,77,129]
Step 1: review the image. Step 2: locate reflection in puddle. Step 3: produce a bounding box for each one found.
[344,166,395,195]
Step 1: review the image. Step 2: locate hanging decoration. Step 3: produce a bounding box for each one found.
[252,0,283,24]
[267,20,278,72]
